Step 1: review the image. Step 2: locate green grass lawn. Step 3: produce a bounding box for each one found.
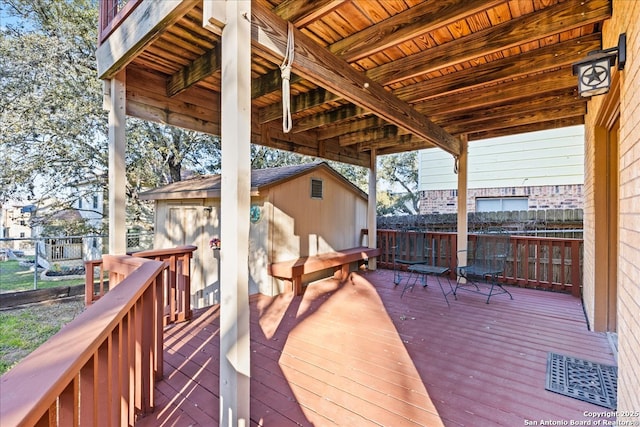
[0,297,85,374]
[0,260,85,293]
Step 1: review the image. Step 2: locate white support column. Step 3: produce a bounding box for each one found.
[219,1,251,426]
[368,149,377,270]
[457,136,469,267]
[107,71,127,255]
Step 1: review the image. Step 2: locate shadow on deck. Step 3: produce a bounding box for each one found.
[137,269,615,426]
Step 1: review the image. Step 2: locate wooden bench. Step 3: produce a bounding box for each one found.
[269,246,381,295]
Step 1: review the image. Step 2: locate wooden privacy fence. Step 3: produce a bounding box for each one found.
[376,229,582,297]
[0,256,166,426]
[85,245,197,325]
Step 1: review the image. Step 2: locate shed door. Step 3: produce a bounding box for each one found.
[168,205,202,246]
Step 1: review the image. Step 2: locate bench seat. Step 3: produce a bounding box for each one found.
[269,246,381,295]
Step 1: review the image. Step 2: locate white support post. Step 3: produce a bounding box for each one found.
[457,136,469,268]
[107,71,127,255]
[219,1,251,426]
[368,150,377,270]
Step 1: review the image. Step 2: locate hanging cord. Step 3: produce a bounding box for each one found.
[453,155,459,174]
[280,22,295,133]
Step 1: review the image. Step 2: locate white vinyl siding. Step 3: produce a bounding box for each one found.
[419,126,585,191]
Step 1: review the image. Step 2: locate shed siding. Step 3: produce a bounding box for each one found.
[419,126,585,190]
[583,0,640,417]
[268,167,368,263]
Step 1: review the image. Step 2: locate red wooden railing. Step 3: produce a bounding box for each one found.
[99,0,141,44]
[376,230,583,297]
[85,245,197,325]
[0,256,166,426]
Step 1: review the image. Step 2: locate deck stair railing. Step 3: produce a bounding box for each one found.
[376,229,582,297]
[85,245,197,325]
[0,255,166,426]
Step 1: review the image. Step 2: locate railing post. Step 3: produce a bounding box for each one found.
[85,260,96,306]
[571,240,581,297]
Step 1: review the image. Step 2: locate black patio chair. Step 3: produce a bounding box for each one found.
[454,231,513,304]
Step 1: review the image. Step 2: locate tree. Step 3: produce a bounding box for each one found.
[0,0,221,230]
[377,152,420,215]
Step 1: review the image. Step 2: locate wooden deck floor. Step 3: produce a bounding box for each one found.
[137,269,616,426]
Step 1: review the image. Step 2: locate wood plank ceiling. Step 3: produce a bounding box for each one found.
[113,0,610,167]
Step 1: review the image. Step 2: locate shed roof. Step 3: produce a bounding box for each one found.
[140,161,367,200]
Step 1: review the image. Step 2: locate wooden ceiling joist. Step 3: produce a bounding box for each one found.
[251,2,461,156]
[99,0,612,165]
[366,0,610,85]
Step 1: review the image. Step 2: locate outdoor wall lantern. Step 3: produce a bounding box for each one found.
[572,33,626,97]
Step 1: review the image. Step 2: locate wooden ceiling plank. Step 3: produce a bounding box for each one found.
[259,87,342,123]
[468,117,585,141]
[316,116,386,141]
[433,90,583,127]
[275,0,348,27]
[97,0,199,79]
[167,45,220,96]
[330,0,504,62]
[415,68,577,116]
[339,126,398,146]
[251,2,461,156]
[445,103,587,135]
[376,137,439,155]
[366,0,611,84]
[290,105,368,133]
[393,32,601,103]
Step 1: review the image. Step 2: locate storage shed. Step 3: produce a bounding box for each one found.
[140,162,370,308]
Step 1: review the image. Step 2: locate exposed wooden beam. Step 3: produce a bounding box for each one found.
[126,66,220,134]
[444,103,587,136]
[416,68,577,117]
[393,33,602,103]
[256,5,605,131]
[340,126,398,146]
[366,0,610,84]
[432,90,583,129]
[254,0,500,120]
[317,116,386,141]
[274,0,347,26]
[259,87,341,124]
[292,104,368,133]
[251,2,461,156]
[468,117,585,141]
[259,122,370,167]
[376,137,439,156]
[167,45,220,97]
[97,0,198,79]
[329,0,503,62]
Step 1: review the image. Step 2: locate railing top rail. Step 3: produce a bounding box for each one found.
[376,229,582,242]
[0,256,166,426]
[132,245,197,258]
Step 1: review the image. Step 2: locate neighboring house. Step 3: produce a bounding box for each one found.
[141,162,369,309]
[418,126,585,214]
[0,203,35,242]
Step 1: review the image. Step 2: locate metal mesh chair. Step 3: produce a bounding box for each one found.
[455,232,513,303]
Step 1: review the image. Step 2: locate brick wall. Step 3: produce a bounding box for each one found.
[419,184,583,214]
[584,0,640,417]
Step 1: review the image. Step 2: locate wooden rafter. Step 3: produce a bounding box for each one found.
[251,2,461,156]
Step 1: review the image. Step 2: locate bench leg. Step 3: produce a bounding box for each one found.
[340,264,350,280]
[292,277,303,296]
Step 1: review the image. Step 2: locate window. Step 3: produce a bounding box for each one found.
[93,195,99,210]
[311,178,323,199]
[476,197,528,212]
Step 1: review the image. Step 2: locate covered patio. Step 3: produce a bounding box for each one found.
[3,0,636,425]
[137,270,615,426]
